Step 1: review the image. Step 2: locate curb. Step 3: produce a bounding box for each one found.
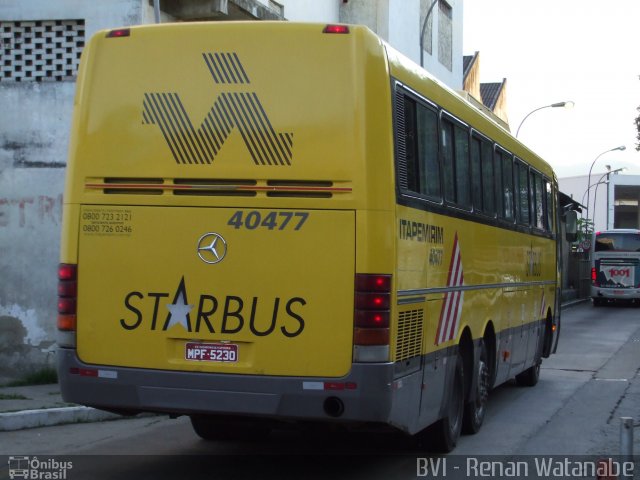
[0,406,123,432]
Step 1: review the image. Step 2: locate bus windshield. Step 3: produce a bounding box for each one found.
[595,232,640,252]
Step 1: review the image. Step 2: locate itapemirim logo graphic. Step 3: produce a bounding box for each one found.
[142,52,293,167]
[8,456,73,479]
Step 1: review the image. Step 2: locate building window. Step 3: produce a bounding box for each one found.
[268,1,284,17]
[0,20,85,82]
[420,0,434,55]
[438,0,452,71]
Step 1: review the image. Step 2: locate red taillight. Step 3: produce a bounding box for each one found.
[355,274,391,292]
[354,310,389,328]
[355,292,391,310]
[106,28,130,38]
[58,280,77,297]
[58,264,76,281]
[354,328,390,346]
[323,24,350,34]
[354,274,391,346]
[57,297,76,314]
[591,267,598,286]
[58,264,77,331]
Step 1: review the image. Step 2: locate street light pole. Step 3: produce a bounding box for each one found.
[515,101,575,137]
[420,0,438,68]
[591,168,626,225]
[599,167,625,229]
[581,181,608,211]
[593,181,609,229]
[586,146,626,228]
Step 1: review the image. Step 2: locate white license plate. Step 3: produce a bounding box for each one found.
[185,342,238,362]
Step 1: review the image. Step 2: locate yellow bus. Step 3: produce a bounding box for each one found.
[58,22,569,452]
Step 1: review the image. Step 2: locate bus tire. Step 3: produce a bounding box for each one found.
[462,340,489,434]
[190,415,270,441]
[515,360,541,387]
[425,354,464,452]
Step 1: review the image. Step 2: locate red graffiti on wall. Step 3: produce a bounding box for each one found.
[0,195,63,227]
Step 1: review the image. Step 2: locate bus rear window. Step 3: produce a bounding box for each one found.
[595,233,640,252]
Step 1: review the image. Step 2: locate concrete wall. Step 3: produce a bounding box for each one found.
[0,0,155,382]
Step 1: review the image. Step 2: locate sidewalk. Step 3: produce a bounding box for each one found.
[0,383,126,431]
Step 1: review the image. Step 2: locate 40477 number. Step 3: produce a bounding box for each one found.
[227,210,309,231]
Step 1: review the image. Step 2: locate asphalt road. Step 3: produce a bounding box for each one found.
[2,302,639,479]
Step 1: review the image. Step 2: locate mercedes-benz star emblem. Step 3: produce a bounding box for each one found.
[197,233,227,264]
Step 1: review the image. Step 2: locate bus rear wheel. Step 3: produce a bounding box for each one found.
[462,340,489,434]
[422,354,464,452]
[190,415,271,441]
[515,360,541,387]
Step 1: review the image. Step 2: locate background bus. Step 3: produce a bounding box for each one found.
[591,229,640,306]
[58,22,571,452]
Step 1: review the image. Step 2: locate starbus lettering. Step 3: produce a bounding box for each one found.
[142,52,293,167]
[120,277,306,338]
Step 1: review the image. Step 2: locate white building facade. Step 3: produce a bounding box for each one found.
[281,0,464,90]
[559,173,640,232]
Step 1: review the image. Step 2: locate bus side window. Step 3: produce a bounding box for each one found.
[545,180,554,232]
[441,119,455,203]
[494,148,504,219]
[454,124,471,209]
[501,150,514,221]
[481,139,495,216]
[441,116,470,209]
[515,160,530,226]
[532,172,545,230]
[470,136,483,212]
[402,96,420,193]
[401,95,441,200]
[416,103,441,199]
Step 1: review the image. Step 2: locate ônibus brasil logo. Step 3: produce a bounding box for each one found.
[142,52,293,166]
[8,456,72,479]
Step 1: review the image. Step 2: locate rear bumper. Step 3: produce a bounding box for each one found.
[591,286,640,301]
[57,347,395,424]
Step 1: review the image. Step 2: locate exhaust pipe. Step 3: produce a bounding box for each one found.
[323,397,345,418]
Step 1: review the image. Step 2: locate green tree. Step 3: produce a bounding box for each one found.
[576,217,593,246]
